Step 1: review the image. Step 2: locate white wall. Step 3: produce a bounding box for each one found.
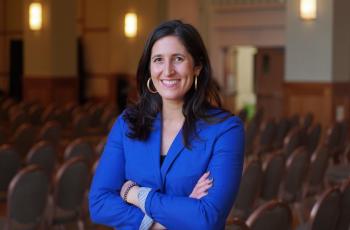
[208,3,285,86]
[235,46,257,110]
[285,0,333,82]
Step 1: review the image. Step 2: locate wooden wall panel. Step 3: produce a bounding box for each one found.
[23,77,78,105]
[284,82,350,129]
[255,47,284,119]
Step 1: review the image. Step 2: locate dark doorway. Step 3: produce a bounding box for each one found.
[77,38,86,104]
[9,39,23,101]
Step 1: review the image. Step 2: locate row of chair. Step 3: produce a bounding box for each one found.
[226,180,350,230]
[0,156,89,229]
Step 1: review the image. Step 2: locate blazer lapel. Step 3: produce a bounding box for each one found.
[149,113,163,189]
[160,129,185,183]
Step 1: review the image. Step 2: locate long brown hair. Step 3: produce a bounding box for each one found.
[123,20,229,148]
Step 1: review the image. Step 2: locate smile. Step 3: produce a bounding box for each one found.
[161,79,180,88]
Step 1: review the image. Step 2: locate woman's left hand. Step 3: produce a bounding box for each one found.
[189,171,213,199]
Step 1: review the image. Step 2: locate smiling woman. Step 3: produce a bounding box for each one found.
[89,20,245,230]
[149,36,202,104]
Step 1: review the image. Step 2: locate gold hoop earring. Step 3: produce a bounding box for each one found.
[194,76,198,91]
[147,78,157,94]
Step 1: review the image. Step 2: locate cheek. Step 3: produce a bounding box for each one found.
[150,65,161,76]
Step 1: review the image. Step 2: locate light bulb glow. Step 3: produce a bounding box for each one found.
[300,0,317,20]
[29,3,42,30]
[124,13,137,38]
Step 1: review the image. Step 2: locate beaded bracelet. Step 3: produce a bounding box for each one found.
[123,182,137,202]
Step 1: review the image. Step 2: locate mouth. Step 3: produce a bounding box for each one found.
[160,79,180,88]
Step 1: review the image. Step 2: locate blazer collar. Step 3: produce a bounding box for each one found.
[153,113,185,187]
[160,127,185,183]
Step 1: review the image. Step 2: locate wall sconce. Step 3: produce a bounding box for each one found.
[300,0,317,20]
[124,13,137,38]
[29,2,42,30]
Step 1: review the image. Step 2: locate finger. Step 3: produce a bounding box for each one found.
[196,192,209,199]
[196,182,213,194]
[191,181,212,197]
[196,171,210,185]
[194,178,213,189]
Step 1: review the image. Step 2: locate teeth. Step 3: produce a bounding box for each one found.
[162,80,179,85]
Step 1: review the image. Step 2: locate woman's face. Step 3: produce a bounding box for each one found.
[150,35,201,105]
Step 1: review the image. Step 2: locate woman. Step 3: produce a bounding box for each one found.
[89,20,244,230]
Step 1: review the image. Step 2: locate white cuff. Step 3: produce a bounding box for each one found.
[139,214,153,230]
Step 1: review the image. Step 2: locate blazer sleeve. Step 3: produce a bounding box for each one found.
[143,116,245,230]
[89,115,145,229]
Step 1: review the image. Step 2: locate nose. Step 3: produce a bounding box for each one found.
[164,61,175,76]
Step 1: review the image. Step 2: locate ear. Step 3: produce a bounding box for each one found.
[194,64,202,77]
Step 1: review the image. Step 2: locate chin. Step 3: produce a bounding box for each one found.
[160,94,185,103]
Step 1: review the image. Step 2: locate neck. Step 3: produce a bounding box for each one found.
[162,100,184,122]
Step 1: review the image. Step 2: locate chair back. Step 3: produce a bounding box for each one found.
[303,113,314,130]
[309,187,341,230]
[273,118,290,149]
[306,147,330,196]
[11,123,37,158]
[95,136,107,156]
[53,157,89,212]
[73,113,91,137]
[283,127,302,158]
[289,114,300,130]
[0,145,21,198]
[260,152,285,201]
[226,217,250,230]
[10,111,29,132]
[306,123,322,154]
[26,141,56,177]
[282,147,310,202]
[257,119,277,153]
[246,200,292,230]
[232,160,263,220]
[0,126,6,145]
[64,138,95,163]
[28,104,44,125]
[88,103,105,127]
[6,165,49,229]
[336,178,350,230]
[38,121,62,146]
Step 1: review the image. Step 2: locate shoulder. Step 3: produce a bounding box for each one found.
[108,111,128,136]
[198,108,244,136]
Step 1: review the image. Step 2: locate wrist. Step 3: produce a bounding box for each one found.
[127,185,140,206]
[123,182,137,203]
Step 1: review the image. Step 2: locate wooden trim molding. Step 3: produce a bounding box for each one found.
[284,82,350,128]
[23,77,78,105]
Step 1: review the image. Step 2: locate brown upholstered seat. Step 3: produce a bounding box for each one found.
[336,178,350,230]
[281,147,310,203]
[0,145,21,201]
[48,157,89,229]
[260,151,285,202]
[0,165,49,230]
[246,200,293,230]
[230,159,263,220]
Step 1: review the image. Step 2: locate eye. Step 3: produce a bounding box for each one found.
[175,56,184,62]
[152,57,163,63]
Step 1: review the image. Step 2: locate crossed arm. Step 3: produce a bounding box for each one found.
[120,172,213,229]
[89,116,244,230]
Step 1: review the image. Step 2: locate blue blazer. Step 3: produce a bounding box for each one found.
[89,110,244,230]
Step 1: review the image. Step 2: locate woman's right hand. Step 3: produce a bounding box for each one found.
[189,171,213,199]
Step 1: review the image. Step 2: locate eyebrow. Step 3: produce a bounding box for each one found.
[151,54,162,60]
[151,53,185,60]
